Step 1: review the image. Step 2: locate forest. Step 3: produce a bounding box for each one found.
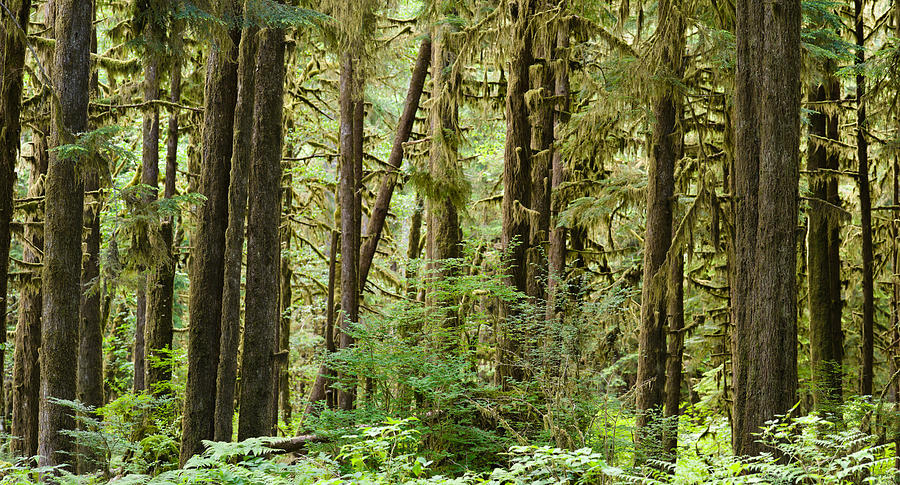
[0,0,899,482]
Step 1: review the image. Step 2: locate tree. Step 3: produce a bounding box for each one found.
[237,23,286,440]
[635,0,684,457]
[0,0,32,428]
[40,0,92,468]
[215,9,257,442]
[498,0,534,386]
[854,0,875,397]
[546,8,569,320]
[731,0,801,456]
[807,74,843,408]
[180,0,240,463]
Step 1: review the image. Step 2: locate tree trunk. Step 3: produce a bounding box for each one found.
[547,11,569,319]
[406,196,424,300]
[498,0,533,386]
[215,20,257,443]
[731,0,800,456]
[134,289,146,392]
[279,172,293,425]
[807,76,843,409]
[0,0,31,433]
[238,25,285,439]
[428,21,461,339]
[526,16,554,302]
[304,229,339,414]
[358,37,430,288]
[663,251,684,458]
[145,23,182,395]
[337,52,361,411]
[11,131,47,459]
[180,1,240,463]
[855,0,875,397]
[39,0,91,468]
[636,0,683,455]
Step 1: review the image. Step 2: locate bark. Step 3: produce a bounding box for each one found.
[498,0,533,386]
[635,0,683,456]
[807,77,843,409]
[663,252,684,458]
[547,12,569,319]
[1,0,31,431]
[145,24,182,395]
[337,52,361,411]
[180,3,240,463]
[215,21,258,443]
[237,25,285,439]
[358,37,430,288]
[731,0,800,456]
[279,172,293,425]
[304,229,339,414]
[39,0,91,469]
[133,289,146,392]
[406,196,424,300]
[77,171,102,471]
[11,132,47,459]
[428,22,461,338]
[855,0,875,397]
[526,18,554,302]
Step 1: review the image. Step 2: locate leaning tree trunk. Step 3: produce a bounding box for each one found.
[358,37,430,288]
[498,0,533,387]
[39,0,91,469]
[635,0,683,457]
[0,0,32,431]
[237,25,285,439]
[807,76,843,409]
[215,19,257,443]
[731,0,801,456]
[180,1,240,463]
[855,0,875,397]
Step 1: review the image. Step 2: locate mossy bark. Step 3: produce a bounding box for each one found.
[180,0,240,463]
[238,25,285,439]
[807,77,843,409]
[39,0,91,469]
[215,20,258,443]
[498,0,534,387]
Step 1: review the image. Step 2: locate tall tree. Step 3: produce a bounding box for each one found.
[0,0,32,427]
[731,0,801,456]
[498,0,533,386]
[807,75,843,408]
[237,23,285,440]
[40,0,92,468]
[635,0,684,455]
[854,0,875,397]
[547,8,569,319]
[180,0,240,463]
[145,20,182,394]
[427,18,462,336]
[215,13,258,442]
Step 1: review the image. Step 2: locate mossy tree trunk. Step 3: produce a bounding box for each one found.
[855,0,875,397]
[0,0,32,431]
[547,10,569,320]
[238,24,285,439]
[635,0,684,460]
[807,75,843,409]
[180,0,240,463]
[39,0,91,469]
[498,0,534,387]
[215,16,258,442]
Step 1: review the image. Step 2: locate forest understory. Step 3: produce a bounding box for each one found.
[0,0,899,483]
